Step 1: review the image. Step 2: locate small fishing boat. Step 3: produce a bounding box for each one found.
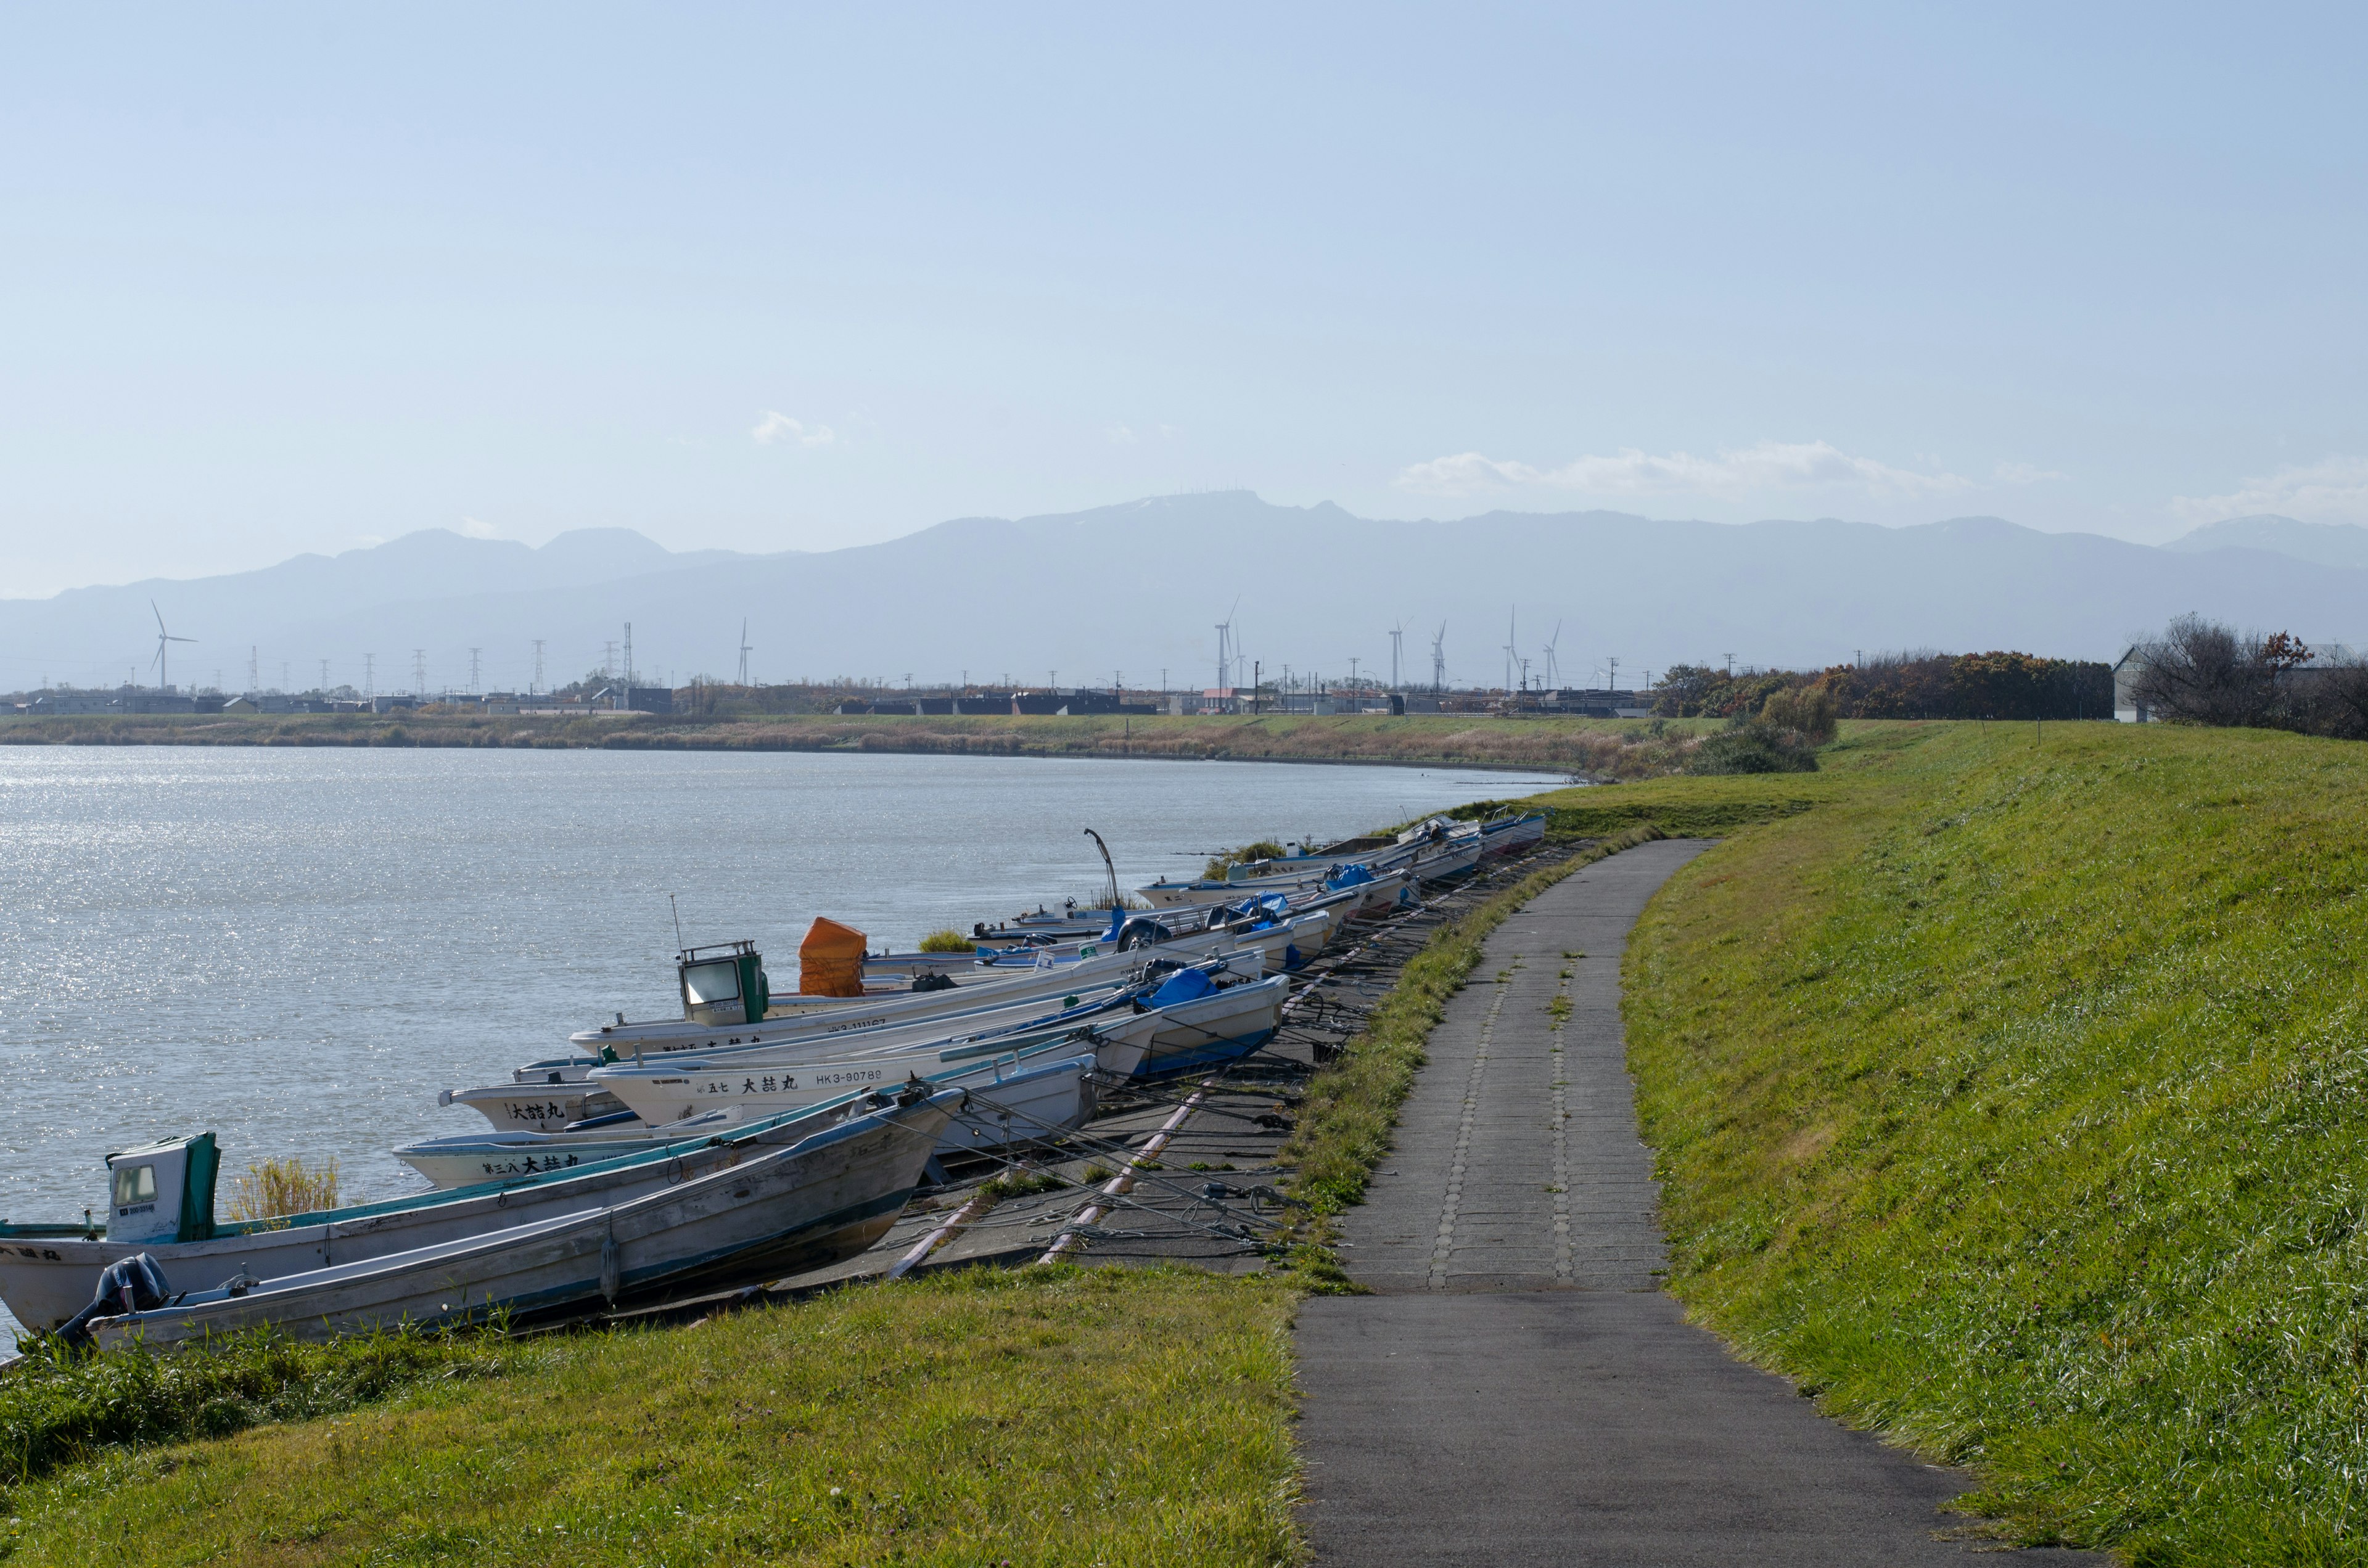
[84,1086,963,1350]
[568,933,1265,1062]
[439,976,1150,1128]
[395,1052,1098,1188]
[0,1084,913,1334]
[588,968,1288,1125]
[1473,810,1548,856]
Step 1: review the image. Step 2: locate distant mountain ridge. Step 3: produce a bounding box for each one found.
[7,495,2367,694]
[2161,514,2368,571]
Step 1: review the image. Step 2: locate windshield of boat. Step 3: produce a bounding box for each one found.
[681,958,741,1004]
[112,1164,157,1207]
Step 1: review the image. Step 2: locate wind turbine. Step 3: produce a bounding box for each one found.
[149,601,195,692]
[1503,605,1518,696]
[1215,596,1240,691]
[1544,620,1562,691]
[1388,622,1405,693]
[1431,622,1447,691]
[735,620,752,686]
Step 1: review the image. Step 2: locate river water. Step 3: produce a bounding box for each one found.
[0,747,1545,1337]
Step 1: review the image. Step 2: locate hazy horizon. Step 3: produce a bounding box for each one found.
[4,7,2366,599]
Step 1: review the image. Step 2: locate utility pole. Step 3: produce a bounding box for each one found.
[412,649,426,697]
[1252,660,1260,715]
[623,623,634,692]
[1724,652,1735,678]
[1608,656,1620,692]
[364,654,375,699]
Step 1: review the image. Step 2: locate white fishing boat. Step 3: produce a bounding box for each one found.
[440,977,1151,1127]
[568,936,1264,1062]
[590,969,1288,1126]
[1478,811,1549,856]
[84,1087,963,1350]
[0,1087,902,1335]
[396,1051,1098,1188]
[437,1070,625,1131]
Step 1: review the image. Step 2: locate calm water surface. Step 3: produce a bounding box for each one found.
[0,747,1543,1335]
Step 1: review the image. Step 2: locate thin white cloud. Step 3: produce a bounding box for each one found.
[1992,460,2070,485]
[458,515,500,539]
[1394,440,1970,500]
[1107,423,1138,445]
[751,411,837,448]
[2173,456,2368,523]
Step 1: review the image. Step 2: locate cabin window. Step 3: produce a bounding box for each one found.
[113,1164,157,1208]
[682,959,741,1004]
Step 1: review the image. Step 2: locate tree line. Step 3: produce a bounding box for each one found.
[1653,651,2113,723]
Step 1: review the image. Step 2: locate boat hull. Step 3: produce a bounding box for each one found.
[0,1093,870,1334]
[400,1056,1099,1186]
[90,1094,958,1349]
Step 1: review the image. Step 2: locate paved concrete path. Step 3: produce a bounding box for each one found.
[1296,839,2091,1564]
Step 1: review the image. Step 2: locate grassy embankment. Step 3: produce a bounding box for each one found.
[1622,720,2368,1561]
[1,1268,1296,1566]
[0,710,1713,779]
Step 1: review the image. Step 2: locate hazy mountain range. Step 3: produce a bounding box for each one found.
[7,494,2368,694]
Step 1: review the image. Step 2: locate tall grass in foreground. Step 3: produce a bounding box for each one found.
[0,1268,1296,1568]
[1626,721,2368,1562]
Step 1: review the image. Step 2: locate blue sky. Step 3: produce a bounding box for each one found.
[4,2,2364,596]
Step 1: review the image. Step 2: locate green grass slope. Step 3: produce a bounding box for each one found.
[1624,721,2368,1562]
[1,1268,1296,1567]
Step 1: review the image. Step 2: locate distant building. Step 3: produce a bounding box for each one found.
[2112,647,2150,723]
[25,691,116,715]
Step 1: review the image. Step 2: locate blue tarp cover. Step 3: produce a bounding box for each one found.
[1325,863,1375,891]
[1148,967,1217,1007]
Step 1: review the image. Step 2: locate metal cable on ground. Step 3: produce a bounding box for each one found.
[1038,1079,1217,1263]
[935,1081,1291,1230]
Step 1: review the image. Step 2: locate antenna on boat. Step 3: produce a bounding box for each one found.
[1083,828,1119,911]
[670,893,685,955]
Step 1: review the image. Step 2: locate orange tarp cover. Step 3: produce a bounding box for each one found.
[799,917,869,998]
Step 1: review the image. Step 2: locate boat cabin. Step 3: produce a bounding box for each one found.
[676,941,773,1028]
[105,1133,221,1244]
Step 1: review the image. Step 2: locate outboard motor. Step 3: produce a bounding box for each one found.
[57,1253,174,1348]
[1116,917,1176,952]
[104,1133,221,1245]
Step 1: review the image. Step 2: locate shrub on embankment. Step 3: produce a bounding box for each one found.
[1624,720,2368,1559]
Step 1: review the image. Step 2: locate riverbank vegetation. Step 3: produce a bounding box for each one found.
[0,709,1723,778]
[1624,720,2368,1560]
[1,1266,1296,1567]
